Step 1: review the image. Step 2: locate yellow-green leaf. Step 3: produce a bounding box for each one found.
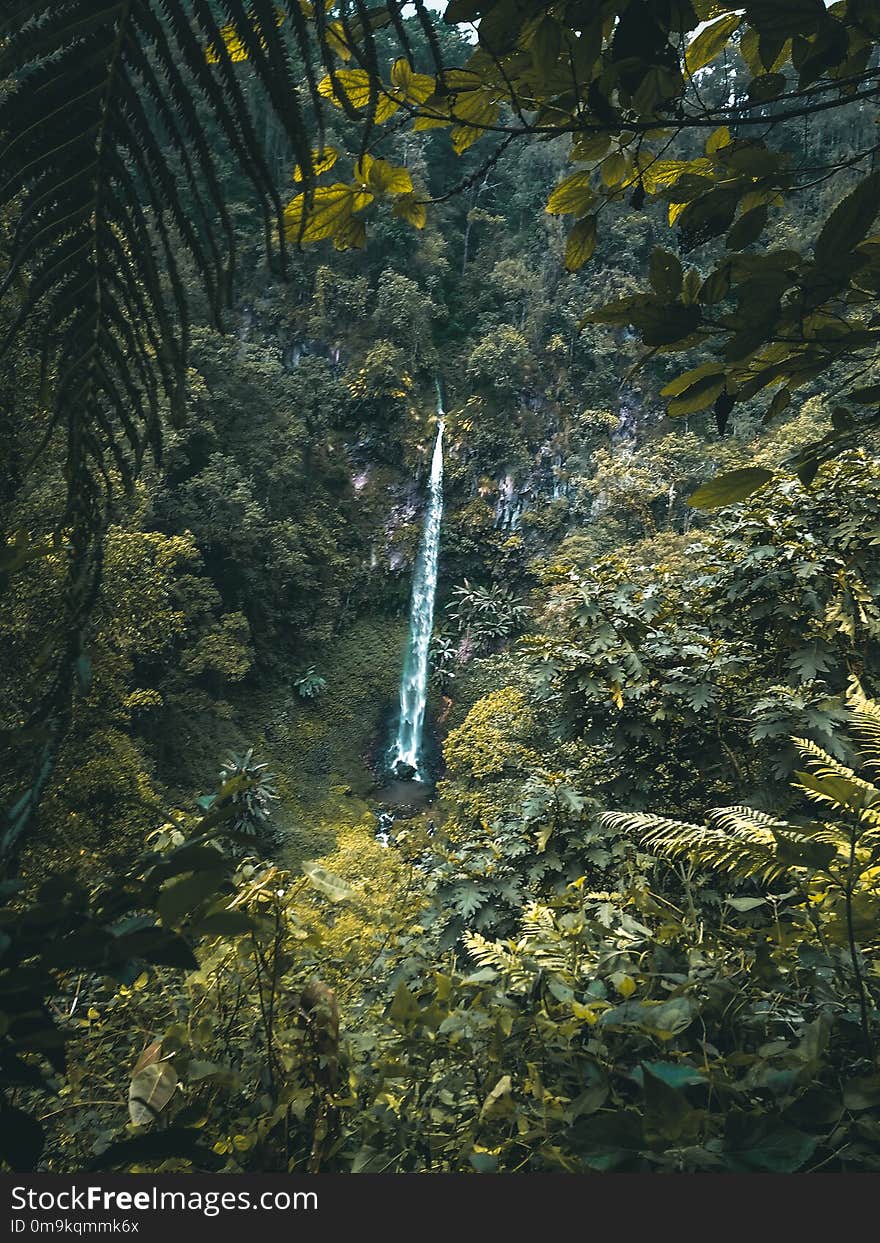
[392,193,427,229]
[565,215,597,271]
[318,68,370,108]
[325,20,354,61]
[317,70,399,121]
[668,373,726,415]
[547,171,594,216]
[601,151,632,188]
[662,361,725,398]
[685,13,742,75]
[642,157,712,194]
[206,11,285,65]
[283,184,373,245]
[333,216,367,251]
[451,125,483,155]
[355,154,413,196]
[449,88,499,151]
[292,146,339,182]
[688,467,774,510]
[706,125,732,154]
[389,980,420,1025]
[390,58,435,104]
[206,22,249,63]
[301,859,355,902]
[570,134,611,162]
[612,973,637,998]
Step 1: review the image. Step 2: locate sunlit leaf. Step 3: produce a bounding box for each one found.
[301,860,355,902]
[688,467,774,509]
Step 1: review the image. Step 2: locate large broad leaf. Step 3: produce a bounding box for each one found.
[688,468,774,510]
[666,372,727,416]
[129,1052,178,1126]
[284,184,374,246]
[390,58,435,105]
[642,1065,697,1142]
[89,1127,221,1172]
[570,1111,644,1170]
[354,154,413,196]
[685,13,742,74]
[794,770,868,813]
[601,996,695,1040]
[649,247,683,299]
[565,216,597,271]
[317,70,398,121]
[393,194,428,229]
[301,860,355,903]
[745,0,828,40]
[815,172,880,266]
[724,1115,817,1172]
[546,171,594,216]
[157,868,228,927]
[292,146,339,182]
[389,980,421,1026]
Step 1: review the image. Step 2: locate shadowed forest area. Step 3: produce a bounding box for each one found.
[4,0,880,1176]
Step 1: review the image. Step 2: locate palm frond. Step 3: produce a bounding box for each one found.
[0,0,436,859]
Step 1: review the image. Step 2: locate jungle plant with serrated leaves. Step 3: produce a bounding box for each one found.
[340,871,875,1172]
[284,1,880,489]
[348,686,880,1173]
[0,775,273,1173]
[199,750,279,841]
[294,666,329,701]
[604,680,880,1060]
[446,579,529,654]
[524,453,880,814]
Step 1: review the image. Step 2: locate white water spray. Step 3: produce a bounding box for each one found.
[389,393,445,781]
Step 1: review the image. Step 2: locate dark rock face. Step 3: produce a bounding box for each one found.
[371,778,433,817]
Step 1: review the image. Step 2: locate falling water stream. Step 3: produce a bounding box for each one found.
[388,389,445,782]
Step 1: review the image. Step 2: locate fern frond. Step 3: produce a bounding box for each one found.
[706,805,786,843]
[602,810,707,851]
[520,902,556,941]
[791,737,877,798]
[846,690,880,774]
[464,931,513,973]
[463,931,534,992]
[602,809,786,883]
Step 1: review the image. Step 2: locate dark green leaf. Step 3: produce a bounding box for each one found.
[724,1114,817,1172]
[815,172,880,266]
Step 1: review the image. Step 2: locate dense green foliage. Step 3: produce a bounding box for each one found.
[4,1,880,1176]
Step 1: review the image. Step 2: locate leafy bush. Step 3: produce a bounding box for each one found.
[294,667,328,701]
[447,580,528,654]
[200,750,279,839]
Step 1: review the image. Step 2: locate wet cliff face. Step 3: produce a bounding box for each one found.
[224,296,661,631]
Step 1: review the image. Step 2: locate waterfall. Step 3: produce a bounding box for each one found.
[389,393,445,781]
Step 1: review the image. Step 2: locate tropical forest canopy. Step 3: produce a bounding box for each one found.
[4,0,880,1175]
